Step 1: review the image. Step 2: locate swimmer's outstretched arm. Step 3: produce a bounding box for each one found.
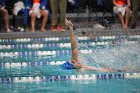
[65,19,79,63]
[81,65,115,72]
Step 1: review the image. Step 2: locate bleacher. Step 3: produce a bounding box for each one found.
[0,0,140,32]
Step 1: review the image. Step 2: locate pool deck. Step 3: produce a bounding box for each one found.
[0,23,140,39]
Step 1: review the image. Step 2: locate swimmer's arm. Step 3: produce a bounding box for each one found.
[70,30,78,62]
[65,19,79,62]
[81,65,115,72]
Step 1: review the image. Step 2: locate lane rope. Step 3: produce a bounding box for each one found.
[0,73,140,84]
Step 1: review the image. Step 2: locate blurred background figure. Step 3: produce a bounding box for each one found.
[29,0,49,32]
[96,0,104,12]
[113,0,131,29]
[13,0,26,32]
[131,0,140,29]
[50,0,67,31]
[0,0,12,32]
[13,0,31,32]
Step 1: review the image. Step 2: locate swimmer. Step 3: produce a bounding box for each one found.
[62,19,114,72]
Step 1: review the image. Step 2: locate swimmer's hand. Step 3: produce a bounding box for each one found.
[65,19,73,30]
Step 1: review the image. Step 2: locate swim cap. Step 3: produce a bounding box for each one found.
[62,61,74,70]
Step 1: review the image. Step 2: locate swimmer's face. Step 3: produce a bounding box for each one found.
[71,60,81,68]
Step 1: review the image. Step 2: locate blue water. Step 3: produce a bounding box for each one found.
[0,79,140,93]
[0,36,140,93]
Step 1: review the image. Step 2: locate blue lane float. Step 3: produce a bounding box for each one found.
[0,61,66,68]
[0,39,139,50]
[0,49,97,57]
[0,35,139,43]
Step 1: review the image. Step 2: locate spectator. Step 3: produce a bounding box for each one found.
[0,0,11,32]
[96,0,104,12]
[113,0,131,29]
[50,0,67,31]
[131,0,140,29]
[13,0,25,32]
[29,0,49,32]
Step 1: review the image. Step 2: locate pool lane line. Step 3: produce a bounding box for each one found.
[0,61,66,68]
[0,73,140,84]
[0,35,139,43]
[0,39,139,50]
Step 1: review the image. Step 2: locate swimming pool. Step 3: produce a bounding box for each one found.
[0,34,140,93]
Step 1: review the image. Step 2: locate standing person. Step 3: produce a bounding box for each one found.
[131,0,140,29]
[113,0,131,29]
[29,0,49,32]
[0,0,11,32]
[50,0,67,31]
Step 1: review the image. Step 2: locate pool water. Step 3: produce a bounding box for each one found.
[0,79,140,93]
[0,35,140,93]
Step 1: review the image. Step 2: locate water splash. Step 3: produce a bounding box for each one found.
[78,38,140,72]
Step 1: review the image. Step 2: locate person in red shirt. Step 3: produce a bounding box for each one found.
[113,0,131,29]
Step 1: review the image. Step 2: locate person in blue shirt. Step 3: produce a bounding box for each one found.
[63,19,114,72]
[0,0,11,32]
